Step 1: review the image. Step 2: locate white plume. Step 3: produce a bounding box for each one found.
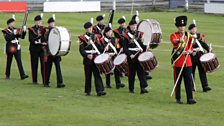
[12,14,16,20]
[40,13,43,18]
[52,14,56,20]
[193,19,196,25]
[90,17,94,24]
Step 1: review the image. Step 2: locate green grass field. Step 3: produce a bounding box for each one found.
[0,11,223,126]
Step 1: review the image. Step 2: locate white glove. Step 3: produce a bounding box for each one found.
[192,34,197,39]
[23,26,26,31]
[13,29,17,35]
[17,44,21,50]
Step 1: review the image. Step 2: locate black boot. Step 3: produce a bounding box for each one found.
[57,83,65,88]
[176,99,183,104]
[187,99,197,104]
[140,88,149,94]
[203,86,212,92]
[21,75,29,80]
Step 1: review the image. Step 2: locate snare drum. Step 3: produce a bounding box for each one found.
[138,52,158,71]
[200,53,220,73]
[113,54,128,73]
[137,19,162,49]
[94,53,115,74]
[48,26,71,56]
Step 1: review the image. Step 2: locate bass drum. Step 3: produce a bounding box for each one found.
[48,26,71,56]
[137,19,162,49]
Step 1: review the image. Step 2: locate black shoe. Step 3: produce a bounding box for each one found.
[176,99,183,104]
[21,75,29,80]
[146,75,152,80]
[57,83,65,88]
[101,91,106,96]
[6,76,10,80]
[33,82,38,85]
[140,88,149,94]
[85,93,91,96]
[203,86,212,92]
[97,91,106,96]
[116,83,125,89]
[129,90,134,94]
[44,84,50,88]
[187,99,197,104]
[106,85,112,88]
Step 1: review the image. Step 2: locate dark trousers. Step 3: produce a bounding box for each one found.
[192,62,208,89]
[128,61,148,91]
[30,50,44,83]
[106,68,121,86]
[84,63,104,93]
[174,67,193,101]
[46,56,63,85]
[5,50,25,78]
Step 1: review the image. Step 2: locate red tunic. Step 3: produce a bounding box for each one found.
[170,32,193,67]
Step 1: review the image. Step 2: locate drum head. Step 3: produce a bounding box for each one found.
[94,53,110,64]
[113,54,127,65]
[138,52,154,62]
[48,27,60,56]
[48,27,70,56]
[200,53,215,62]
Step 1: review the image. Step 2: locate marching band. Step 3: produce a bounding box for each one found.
[1,10,220,104]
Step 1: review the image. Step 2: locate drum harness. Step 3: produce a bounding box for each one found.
[127,32,144,58]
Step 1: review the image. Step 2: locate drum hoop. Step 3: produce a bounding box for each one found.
[113,54,127,65]
[94,53,109,64]
[137,52,153,61]
[199,53,216,62]
[61,28,72,56]
[137,20,161,45]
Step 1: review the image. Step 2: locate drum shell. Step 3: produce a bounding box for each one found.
[138,52,158,72]
[113,54,129,73]
[200,54,220,73]
[94,54,115,74]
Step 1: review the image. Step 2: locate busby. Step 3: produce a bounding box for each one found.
[84,22,92,29]
[175,16,187,27]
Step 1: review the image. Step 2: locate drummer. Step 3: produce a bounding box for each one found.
[100,26,125,89]
[79,22,106,96]
[93,15,105,38]
[131,14,152,80]
[43,17,65,88]
[188,23,212,92]
[122,19,148,94]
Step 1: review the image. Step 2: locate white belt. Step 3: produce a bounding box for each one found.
[11,40,19,43]
[85,50,97,54]
[128,48,140,51]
